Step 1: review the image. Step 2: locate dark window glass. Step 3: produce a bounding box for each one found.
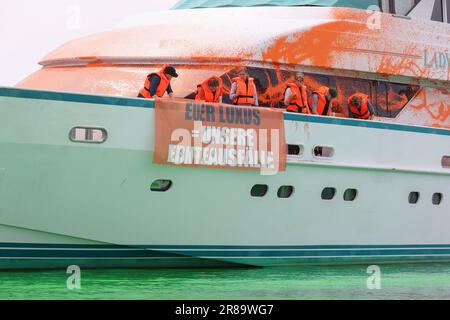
[287,145,302,156]
[343,189,358,201]
[387,83,419,118]
[432,0,443,22]
[277,186,294,198]
[313,146,334,158]
[409,192,420,204]
[375,82,390,117]
[251,184,268,197]
[150,180,172,192]
[321,188,336,200]
[335,77,371,115]
[447,0,450,23]
[432,193,443,205]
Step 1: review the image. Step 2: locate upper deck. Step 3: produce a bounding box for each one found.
[36,5,448,84]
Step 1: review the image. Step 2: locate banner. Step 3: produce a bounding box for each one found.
[153,99,286,174]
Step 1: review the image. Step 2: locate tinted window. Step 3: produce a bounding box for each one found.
[335,77,372,115]
[409,192,420,204]
[287,145,303,156]
[448,0,450,23]
[375,82,389,117]
[388,84,419,117]
[251,184,268,197]
[343,189,358,201]
[432,0,443,22]
[150,180,172,192]
[277,186,294,198]
[321,188,336,200]
[432,193,443,205]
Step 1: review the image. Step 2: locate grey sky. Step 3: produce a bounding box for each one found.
[0,0,178,85]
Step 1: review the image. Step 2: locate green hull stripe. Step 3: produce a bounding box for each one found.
[2,243,450,258]
[0,87,154,109]
[2,242,450,250]
[1,86,449,136]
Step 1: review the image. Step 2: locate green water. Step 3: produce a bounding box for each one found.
[1,263,450,299]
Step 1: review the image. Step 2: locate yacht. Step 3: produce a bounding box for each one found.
[0,0,449,269]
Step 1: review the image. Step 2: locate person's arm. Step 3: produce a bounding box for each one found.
[284,88,293,106]
[148,75,160,97]
[229,82,237,102]
[311,94,319,114]
[301,86,309,108]
[347,104,355,118]
[195,87,205,101]
[367,101,375,116]
[253,83,259,106]
[166,83,174,98]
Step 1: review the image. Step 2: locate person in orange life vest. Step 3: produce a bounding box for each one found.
[347,93,375,120]
[309,86,338,116]
[229,68,259,106]
[284,72,310,113]
[195,77,223,103]
[138,65,178,99]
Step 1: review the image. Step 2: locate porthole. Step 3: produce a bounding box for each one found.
[432,193,442,205]
[442,156,450,168]
[313,146,334,158]
[287,145,303,156]
[408,192,420,204]
[251,184,268,197]
[321,187,336,200]
[150,179,172,192]
[277,186,294,198]
[343,189,358,201]
[69,127,107,143]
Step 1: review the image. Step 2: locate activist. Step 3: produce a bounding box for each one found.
[138,65,178,99]
[229,68,259,106]
[195,77,223,103]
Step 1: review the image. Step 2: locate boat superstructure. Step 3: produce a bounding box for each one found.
[0,0,449,269]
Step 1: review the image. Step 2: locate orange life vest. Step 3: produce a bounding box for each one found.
[139,65,171,98]
[309,86,331,116]
[195,77,223,103]
[285,83,309,113]
[348,93,371,119]
[232,77,255,105]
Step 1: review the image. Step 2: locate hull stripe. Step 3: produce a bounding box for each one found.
[1,87,449,136]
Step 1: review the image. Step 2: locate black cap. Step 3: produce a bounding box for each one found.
[164,66,178,78]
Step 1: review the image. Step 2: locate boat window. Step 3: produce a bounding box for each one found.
[432,0,444,22]
[447,0,450,23]
[150,179,172,192]
[442,156,450,168]
[186,66,419,118]
[335,77,372,116]
[69,127,107,143]
[251,184,269,197]
[343,189,358,201]
[313,146,334,158]
[172,0,381,10]
[408,192,420,204]
[432,193,443,205]
[287,144,303,156]
[375,82,389,117]
[374,83,419,118]
[277,186,294,198]
[321,187,336,200]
